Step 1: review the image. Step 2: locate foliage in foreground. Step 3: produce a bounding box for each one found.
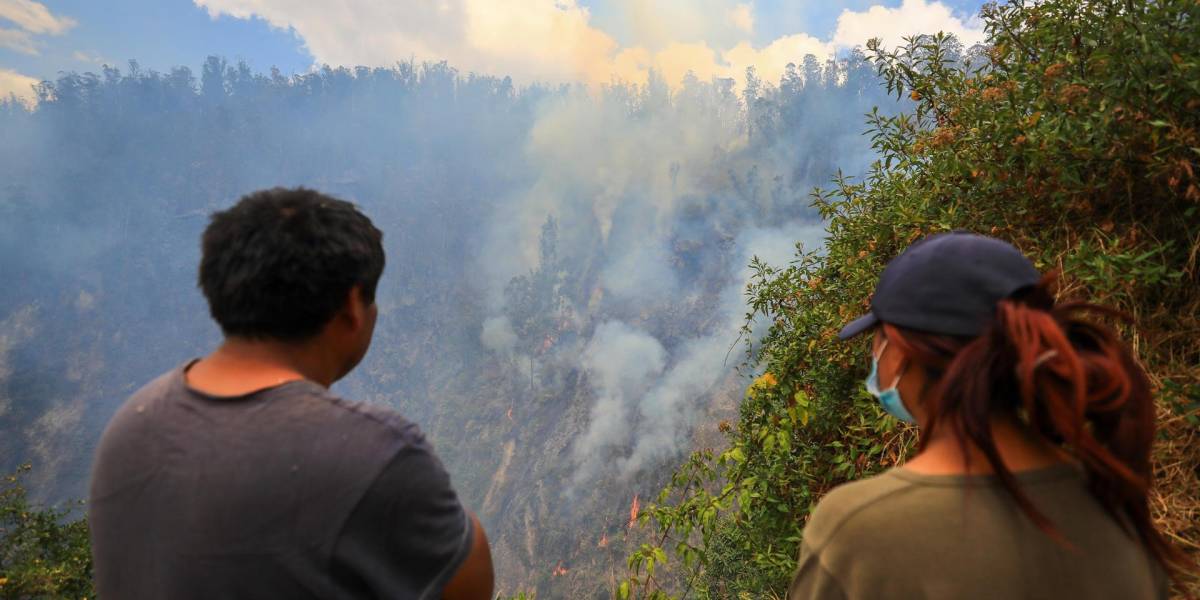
[0,466,92,599]
[623,0,1200,597]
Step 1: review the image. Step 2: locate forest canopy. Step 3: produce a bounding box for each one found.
[1,36,898,598]
[1,0,1197,598]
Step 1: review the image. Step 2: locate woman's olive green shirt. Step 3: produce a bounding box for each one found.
[788,463,1167,600]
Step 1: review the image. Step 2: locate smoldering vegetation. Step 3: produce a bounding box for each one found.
[0,52,904,594]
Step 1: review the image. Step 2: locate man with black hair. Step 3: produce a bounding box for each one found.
[89,188,493,599]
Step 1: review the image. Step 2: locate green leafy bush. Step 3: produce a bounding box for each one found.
[623,0,1200,597]
[0,465,93,599]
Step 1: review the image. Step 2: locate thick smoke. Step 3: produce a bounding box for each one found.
[566,223,828,481]
[481,315,520,357]
[617,333,728,478]
[476,69,856,483]
[571,321,667,485]
[600,238,680,306]
[0,49,908,591]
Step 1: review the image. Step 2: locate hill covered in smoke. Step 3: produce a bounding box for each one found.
[0,49,916,595]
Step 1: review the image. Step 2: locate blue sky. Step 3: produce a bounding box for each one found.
[1,0,988,99]
[2,1,309,80]
[582,0,984,49]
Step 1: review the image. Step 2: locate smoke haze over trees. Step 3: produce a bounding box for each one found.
[0,49,909,595]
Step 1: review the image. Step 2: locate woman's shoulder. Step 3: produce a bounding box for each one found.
[803,462,1089,554]
[802,468,919,552]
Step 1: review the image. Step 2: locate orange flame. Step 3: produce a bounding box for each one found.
[627,494,640,529]
[551,561,569,577]
[506,406,513,422]
[598,532,609,548]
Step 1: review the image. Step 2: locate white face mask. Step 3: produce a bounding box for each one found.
[865,339,915,423]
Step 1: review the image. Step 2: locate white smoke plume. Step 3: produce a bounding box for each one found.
[615,223,827,479]
[564,221,829,483]
[481,315,519,357]
[463,49,867,485]
[600,237,679,306]
[617,333,728,479]
[571,321,666,485]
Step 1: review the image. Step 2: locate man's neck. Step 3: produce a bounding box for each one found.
[184,337,339,396]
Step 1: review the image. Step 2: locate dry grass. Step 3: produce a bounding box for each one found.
[1137,274,1200,597]
[1058,238,1200,597]
[1150,364,1200,597]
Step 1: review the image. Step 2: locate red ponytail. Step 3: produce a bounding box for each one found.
[883,273,1189,586]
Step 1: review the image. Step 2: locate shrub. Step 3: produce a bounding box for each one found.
[0,465,93,599]
[622,0,1200,597]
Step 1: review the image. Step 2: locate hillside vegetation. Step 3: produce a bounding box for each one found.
[621,0,1200,598]
[1,0,1197,598]
[0,466,90,598]
[1,33,894,598]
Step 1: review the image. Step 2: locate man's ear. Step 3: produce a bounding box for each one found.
[341,285,368,331]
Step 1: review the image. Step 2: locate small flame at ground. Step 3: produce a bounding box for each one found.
[551,561,569,577]
[598,532,608,548]
[505,406,513,422]
[627,494,640,529]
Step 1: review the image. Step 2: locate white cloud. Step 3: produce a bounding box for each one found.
[832,0,985,50]
[729,3,753,34]
[0,67,39,104]
[72,50,107,64]
[650,41,722,84]
[0,26,35,54]
[196,0,467,70]
[612,0,749,51]
[0,0,75,35]
[646,32,832,92]
[725,33,832,87]
[461,0,622,84]
[193,0,983,89]
[194,0,617,84]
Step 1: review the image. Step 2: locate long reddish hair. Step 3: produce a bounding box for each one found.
[882,273,1188,584]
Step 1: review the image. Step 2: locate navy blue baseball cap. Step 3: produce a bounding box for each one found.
[838,231,1041,340]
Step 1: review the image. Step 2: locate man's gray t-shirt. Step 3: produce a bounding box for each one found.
[89,362,472,599]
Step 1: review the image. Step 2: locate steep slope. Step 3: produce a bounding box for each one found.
[0,54,900,593]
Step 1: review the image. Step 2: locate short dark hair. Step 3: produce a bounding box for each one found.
[199,187,384,341]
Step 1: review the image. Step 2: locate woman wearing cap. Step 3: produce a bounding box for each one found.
[787,232,1185,599]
